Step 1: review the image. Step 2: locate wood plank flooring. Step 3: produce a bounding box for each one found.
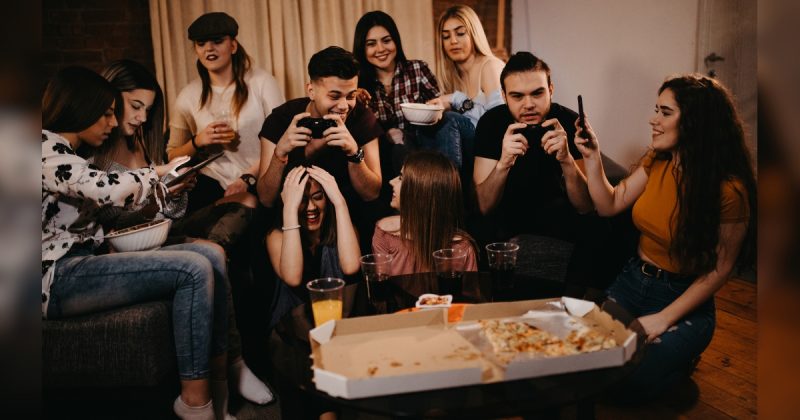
[596,278,757,419]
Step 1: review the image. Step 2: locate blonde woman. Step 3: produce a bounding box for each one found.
[428,5,505,128]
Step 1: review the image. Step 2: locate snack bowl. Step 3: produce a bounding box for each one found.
[105,219,172,252]
[400,103,444,126]
[415,293,453,309]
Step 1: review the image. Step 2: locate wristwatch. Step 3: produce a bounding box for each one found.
[346,147,365,163]
[240,173,257,191]
[457,98,474,113]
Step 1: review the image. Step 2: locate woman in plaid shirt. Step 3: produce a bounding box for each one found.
[353,11,475,175]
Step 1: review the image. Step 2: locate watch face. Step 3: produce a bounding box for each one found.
[460,99,474,112]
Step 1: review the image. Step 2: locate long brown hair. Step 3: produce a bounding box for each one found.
[92,60,166,170]
[197,38,251,117]
[272,177,338,248]
[399,151,474,271]
[660,74,756,274]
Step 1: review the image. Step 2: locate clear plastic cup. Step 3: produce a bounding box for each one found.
[306,277,345,326]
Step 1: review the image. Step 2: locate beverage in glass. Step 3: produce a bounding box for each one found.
[486,242,519,291]
[433,248,467,296]
[360,253,392,312]
[306,277,345,326]
[212,108,240,149]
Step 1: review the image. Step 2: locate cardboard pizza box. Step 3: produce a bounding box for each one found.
[309,297,637,399]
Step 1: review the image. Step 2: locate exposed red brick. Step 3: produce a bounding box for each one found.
[43,0,155,80]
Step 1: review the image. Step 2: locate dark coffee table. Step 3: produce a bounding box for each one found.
[269,272,644,418]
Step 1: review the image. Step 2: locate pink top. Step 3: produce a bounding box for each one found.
[372,222,478,276]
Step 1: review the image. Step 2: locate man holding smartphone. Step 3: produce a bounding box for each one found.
[257,46,385,253]
[257,46,383,209]
[472,52,626,288]
[474,52,591,236]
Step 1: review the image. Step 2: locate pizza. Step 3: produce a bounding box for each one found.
[478,319,616,361]
[419,295,450,306]
[566,328,617,352]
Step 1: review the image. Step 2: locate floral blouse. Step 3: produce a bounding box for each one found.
[41,130,165,316]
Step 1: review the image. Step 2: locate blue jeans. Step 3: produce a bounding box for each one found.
[606,257,715,400]
[47,242,229,380]
[411,111,475,169]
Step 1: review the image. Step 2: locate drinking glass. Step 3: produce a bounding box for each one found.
[486,242,520,291]
[432,248,467,296]
[211,108,239,148]
[360,254,393,312]
[306,277,345,326]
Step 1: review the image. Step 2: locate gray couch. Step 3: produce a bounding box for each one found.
[43,301,177,389]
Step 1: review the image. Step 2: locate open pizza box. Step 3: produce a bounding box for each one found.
[309,297,637,399]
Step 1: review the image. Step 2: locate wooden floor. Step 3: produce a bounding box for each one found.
[596,278,757,419]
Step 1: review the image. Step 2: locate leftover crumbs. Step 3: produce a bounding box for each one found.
[444,345,481,361]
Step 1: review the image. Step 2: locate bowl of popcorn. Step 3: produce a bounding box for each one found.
[400,103,444,126]
[105,219,171,252]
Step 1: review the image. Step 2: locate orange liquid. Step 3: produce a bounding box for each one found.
[312,299,343,326]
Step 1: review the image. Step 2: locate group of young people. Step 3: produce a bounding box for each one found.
[42,4,755,419]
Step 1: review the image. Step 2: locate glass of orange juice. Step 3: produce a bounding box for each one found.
[306,277,345,326]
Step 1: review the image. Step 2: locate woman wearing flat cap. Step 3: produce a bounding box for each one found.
[167,10,283,417]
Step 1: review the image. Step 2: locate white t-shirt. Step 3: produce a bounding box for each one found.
[169,68,284,188]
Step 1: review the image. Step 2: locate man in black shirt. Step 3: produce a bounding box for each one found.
[473,52,592,240]
[472,52,635,289]
[257,46,383,209]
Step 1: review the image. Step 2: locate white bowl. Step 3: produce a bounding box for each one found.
[415,293,453,309]
[400,103,444,125]
[105,219,171,252]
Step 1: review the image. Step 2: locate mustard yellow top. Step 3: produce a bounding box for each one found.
[631,151,750,274]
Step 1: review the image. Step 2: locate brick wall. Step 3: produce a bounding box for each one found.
[433,0,512,60]
[42,0,154,86]
[41,0,510,85]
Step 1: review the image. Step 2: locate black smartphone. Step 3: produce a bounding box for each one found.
[297,117,337,138]
[519,124,554,146]
[577,95,589,139]
[165,151,225,187]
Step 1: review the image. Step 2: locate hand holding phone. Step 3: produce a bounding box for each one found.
[577,95,590,139]
[165,151,225,187]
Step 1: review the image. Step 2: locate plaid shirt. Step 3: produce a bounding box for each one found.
[368,60,440,131]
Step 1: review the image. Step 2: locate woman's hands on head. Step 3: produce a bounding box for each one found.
[306,165,346,208]
[280,166,309,212]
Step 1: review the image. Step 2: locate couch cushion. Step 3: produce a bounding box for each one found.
[510,234,575,282]
[43,301,177,388]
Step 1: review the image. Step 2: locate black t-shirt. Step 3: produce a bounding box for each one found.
[474,102,582,239]
[259,98,384,203]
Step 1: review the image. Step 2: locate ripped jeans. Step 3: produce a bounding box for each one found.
[606,256,715,400]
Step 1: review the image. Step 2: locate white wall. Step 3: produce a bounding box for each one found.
[512,0,699,166]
